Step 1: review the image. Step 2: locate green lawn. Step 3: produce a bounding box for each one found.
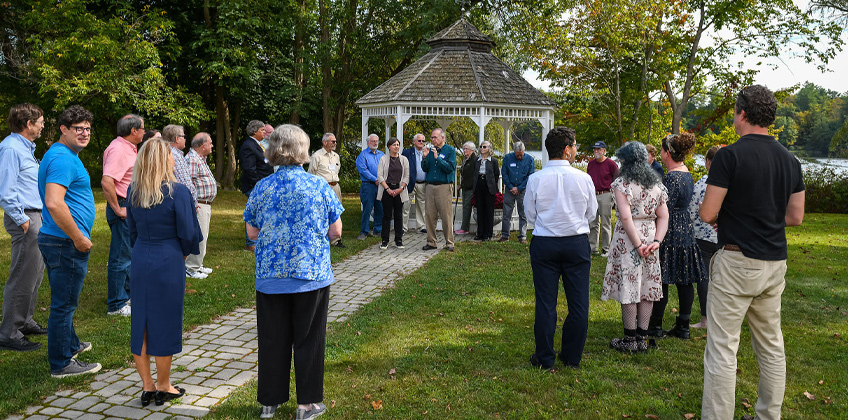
[1,194,846,419]
[0,190,375,418]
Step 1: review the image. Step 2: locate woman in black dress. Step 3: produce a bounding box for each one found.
[648,133,707,340]
[127,139,201,406]
[473,140,499,241]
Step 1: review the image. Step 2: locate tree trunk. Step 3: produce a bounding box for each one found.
[666,3,706,134]
[214,83,230,183]
[290,0,307,124]
[225,100,240,188]
[320,0,333,134]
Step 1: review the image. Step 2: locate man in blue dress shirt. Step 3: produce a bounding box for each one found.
[356,134,384,240]
[0,103,48,352]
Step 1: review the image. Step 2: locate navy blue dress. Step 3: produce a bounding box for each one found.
[659,171,707,286]
[127,183,201,356]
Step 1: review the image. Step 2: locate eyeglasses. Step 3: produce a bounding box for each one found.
[69,126,92,134]
[737,86,751,109]
[415,139,425,142]
[481,145,489,149]
[328,140,337,144]
[430,136,439,139]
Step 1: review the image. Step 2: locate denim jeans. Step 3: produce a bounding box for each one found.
[359,181,383,235]
[106,199,131,312]
[38,232,89,372]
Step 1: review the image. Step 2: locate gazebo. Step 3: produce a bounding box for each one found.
[356,18,557,163]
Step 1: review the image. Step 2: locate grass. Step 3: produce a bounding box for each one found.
[1,194,846,419]
[0,190,375,418]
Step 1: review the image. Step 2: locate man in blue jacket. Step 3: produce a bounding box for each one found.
[401,133,427,233]
[356,134,384,240]
[499,141,535,244]
[421,128,457,251]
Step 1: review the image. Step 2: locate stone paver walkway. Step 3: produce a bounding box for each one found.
[9,230,466,420]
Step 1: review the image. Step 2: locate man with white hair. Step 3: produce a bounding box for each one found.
[239,119,273,251]
[308,132,345,247]
[421,128,457,251]
[356,134,384,240]
[499,141,535,244]
[186,132,217,279]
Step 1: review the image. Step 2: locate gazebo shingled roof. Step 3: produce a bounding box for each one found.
[356,19,555,107]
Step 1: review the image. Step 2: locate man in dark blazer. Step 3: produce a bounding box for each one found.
[239,119,273,251]
[401,133,427,233]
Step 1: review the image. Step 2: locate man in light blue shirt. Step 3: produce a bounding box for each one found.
[499,141,535,244]
[0,103,47,352]
[356,134,384,239]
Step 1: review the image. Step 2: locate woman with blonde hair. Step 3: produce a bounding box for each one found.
[127,139,201,406]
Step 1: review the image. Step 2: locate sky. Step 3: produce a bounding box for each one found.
[523,0,848,95]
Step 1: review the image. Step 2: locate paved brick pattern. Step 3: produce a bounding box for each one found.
[8,230,467,420]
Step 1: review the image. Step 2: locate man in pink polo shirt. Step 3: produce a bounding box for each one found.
[101,114,144,316]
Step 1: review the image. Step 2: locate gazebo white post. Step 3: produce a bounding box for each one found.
[477,106,486,147]
[396,106,405,142]
[361,112,370,150]
[383,117,396,150]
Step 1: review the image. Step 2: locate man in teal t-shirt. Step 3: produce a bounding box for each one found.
[37,105,101,378]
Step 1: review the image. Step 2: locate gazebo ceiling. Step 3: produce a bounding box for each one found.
[356,18,555,107]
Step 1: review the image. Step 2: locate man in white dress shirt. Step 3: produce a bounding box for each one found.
[524,126,597,370]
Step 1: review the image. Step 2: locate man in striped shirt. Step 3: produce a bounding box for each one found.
[186,132,217,279]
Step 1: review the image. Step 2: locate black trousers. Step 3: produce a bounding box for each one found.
[381,187,404,244]
[256,287,329,406]
[475,176,495,239]
[529,235,591,367]
[695,239,718,317]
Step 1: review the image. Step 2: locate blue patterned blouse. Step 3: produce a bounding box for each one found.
[244,165,345,294]
[689,174,717,243]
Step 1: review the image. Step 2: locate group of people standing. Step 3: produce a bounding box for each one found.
[529,85,805,420]
[0,104,212,408]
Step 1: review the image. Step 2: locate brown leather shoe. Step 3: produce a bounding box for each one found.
[519,238,528,244]
[498,237,509,243]
[243,245,255,252]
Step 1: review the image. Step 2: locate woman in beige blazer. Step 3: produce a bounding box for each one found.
[377,137,410,249]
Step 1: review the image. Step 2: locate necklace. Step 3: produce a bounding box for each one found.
[668,163,686,171]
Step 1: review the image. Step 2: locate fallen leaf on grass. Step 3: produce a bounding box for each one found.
[331,400,336,408]
[645,415,659,419]
[819,380,824,384]
[388,368,396,375]
[804,391,815,400]
[741,398,752,409]
[185,289,197,294]
[364,394,370,400]
[684,414,696,419]
[372,400,383,410]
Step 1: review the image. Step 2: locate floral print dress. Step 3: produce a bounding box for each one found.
[601,178,668,304]
[658,171,707,286]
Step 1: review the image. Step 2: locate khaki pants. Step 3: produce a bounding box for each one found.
[589,191,613,253]
[403,182,427,231]
[186,203,212,272]
[424,183,454,247]
[702,249,787,420]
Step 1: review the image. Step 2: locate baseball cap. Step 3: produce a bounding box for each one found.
[592,141,607,149]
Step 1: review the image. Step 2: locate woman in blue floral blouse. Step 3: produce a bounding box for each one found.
[244,124,344,420]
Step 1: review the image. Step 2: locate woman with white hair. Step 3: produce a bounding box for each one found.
[473,140,499,241]
[456,141,477,235]
[601,141,669,353]
[244,124,344,420]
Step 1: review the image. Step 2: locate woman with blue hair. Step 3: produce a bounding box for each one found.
[601,141,669,353]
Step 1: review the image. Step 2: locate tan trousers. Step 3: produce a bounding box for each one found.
[702,249,787,420]
[424,183,454,247]
[186,203,211,272]
[402,182,427,231]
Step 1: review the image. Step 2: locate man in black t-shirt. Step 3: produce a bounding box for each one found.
[699,85,805,420]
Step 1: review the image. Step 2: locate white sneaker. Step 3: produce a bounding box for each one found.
[198,266,213,274]
[187,270,208,279]
[107,305,131,316]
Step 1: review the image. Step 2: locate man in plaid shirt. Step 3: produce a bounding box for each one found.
[186,132,217,279]
[163,124,198,204]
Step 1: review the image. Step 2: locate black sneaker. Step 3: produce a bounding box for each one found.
[0,336,42,352]
[19,322,48,336]
[51,358,102,378]
[334,241,346,248]
[380,241,389,250]
[396,242,405,249]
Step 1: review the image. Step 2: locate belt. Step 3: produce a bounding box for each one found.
[723,244,742,252]
[24,209,42,212]
[198,199,213,205]
[328,181,338,186]
[595,189,611,195]
[387,183,400,188]
[429,182,447,185]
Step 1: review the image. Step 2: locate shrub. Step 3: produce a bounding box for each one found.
[803,166,848,213]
